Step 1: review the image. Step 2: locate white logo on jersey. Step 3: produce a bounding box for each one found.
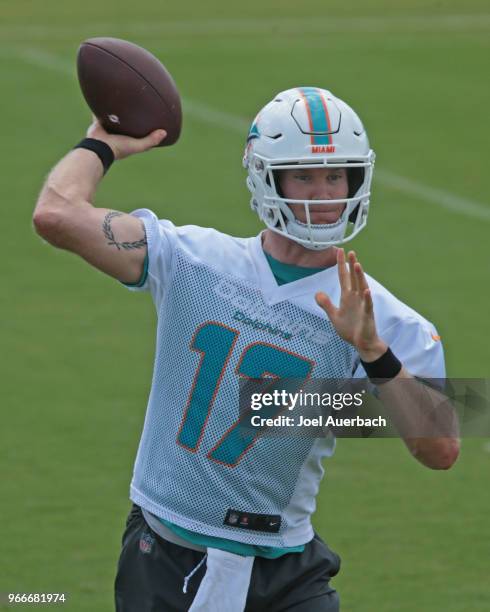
[214,279,333,346]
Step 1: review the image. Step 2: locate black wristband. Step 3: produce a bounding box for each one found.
[74,138,115,174]
[360,347,402,384]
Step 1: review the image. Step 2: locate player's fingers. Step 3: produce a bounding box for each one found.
[348,251,358,292]
[337,248,350,291]
[355,261,369,293]
[315,291,336,319]
[363,288,374,316]
[135,129,167,152]
[152,128,167,145]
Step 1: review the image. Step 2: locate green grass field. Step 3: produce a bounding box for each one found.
[1,1,489,610]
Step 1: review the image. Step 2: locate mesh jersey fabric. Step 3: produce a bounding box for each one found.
[155,255,330,555]
[123,208,445,547]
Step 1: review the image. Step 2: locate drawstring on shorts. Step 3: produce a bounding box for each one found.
[183,554,207,594]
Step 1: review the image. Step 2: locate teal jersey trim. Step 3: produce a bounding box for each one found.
[122,253,149,288]
[264,251,326,285]
[159,518,305,558]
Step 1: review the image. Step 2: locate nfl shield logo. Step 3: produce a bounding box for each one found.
[139,531,155,555]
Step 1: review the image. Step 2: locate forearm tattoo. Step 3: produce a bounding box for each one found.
[102,211,147,250]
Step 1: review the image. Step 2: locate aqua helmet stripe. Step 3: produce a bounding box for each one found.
[298,87,332,146]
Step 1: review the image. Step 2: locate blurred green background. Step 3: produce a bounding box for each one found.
[1,0,489,610]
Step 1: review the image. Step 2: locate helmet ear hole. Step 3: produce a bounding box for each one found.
[348,205,360,223]
[271,170,285,197]
[347,167,364,198]
[347,166,364,223]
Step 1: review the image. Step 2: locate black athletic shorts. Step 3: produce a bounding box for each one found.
[115,504,341,612]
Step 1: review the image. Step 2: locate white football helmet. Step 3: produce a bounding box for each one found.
[243,87,375,250]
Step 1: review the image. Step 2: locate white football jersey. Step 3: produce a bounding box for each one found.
[123,208,445,547]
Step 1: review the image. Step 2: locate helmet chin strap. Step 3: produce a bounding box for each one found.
[274,200,349,249]
[284,218,348,250]
[284,231,329,251]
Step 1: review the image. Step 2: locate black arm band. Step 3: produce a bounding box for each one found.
[74,138,115,174]
[360,347,402,384]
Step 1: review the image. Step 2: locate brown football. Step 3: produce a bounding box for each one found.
[77,37,182,146]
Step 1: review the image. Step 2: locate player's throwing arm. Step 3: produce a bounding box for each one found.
[33,38,181,285]
[33,121,165,283]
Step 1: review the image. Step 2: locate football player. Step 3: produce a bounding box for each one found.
[33,87,459,611]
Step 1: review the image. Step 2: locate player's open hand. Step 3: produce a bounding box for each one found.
[315,249,387,361]
[86,117,167,160]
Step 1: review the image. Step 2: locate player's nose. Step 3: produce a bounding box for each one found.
[310,182,332,201]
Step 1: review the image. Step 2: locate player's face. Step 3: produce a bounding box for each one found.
[278,167,348,224]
